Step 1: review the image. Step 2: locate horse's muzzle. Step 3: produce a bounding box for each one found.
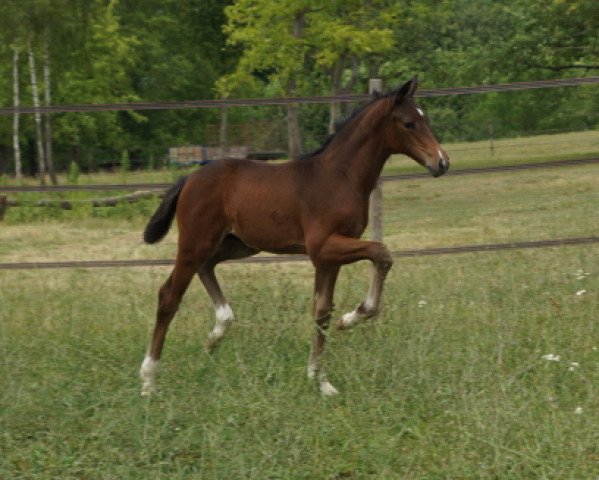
[438,156,449,176]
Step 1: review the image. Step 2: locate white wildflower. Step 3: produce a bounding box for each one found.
[574,270,590,280]
[418,300,427,308]
[541,353,561,362]
[574,406,583,415]
[575,289,587,296]
[568,362,580,372]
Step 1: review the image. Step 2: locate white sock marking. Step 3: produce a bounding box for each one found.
[215,304,234,322]
[140,356,159,396]
[210,304,234,342]
[341,308,360,328]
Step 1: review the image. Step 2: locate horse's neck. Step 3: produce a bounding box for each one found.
[321,108,390,195]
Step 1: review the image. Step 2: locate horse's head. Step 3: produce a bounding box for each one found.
[384,76,449,177]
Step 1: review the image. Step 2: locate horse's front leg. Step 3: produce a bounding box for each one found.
[337,256,393,329]
[310,234,393,330]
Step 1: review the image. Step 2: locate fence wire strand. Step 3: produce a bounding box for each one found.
[1,236,597,270]
[1,77,598,116]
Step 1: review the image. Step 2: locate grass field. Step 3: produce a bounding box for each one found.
[1,131,598,478]
[2,129,598,187]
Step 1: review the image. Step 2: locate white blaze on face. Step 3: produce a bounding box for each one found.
[416,107,425,117]
[438,148,444,160]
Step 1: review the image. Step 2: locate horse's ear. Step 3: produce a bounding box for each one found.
[393,76,418,105]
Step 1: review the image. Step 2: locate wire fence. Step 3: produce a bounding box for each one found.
[1,156,597,194]
[1,77,598,116]
[1,77,597,270]
[1,236,598,271]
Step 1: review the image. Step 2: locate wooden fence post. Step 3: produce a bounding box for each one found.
[488,122,495,157]
[0,195,7,221]
[369,79,383,242]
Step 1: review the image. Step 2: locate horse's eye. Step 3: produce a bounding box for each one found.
[404,121,416,130]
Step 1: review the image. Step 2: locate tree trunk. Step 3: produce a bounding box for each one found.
[286,103,302,159]
[343,56,361,117]
[219,107,228,159]
[286,11,305,159]
[12,46,22,180]
[28,37,46,186]
[328,54,346,134]
[43,35,57,185]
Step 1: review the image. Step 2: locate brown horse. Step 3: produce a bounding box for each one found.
[140,76,449,396]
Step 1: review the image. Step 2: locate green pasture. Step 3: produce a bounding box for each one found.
[2,129,598,188]
[1,248,598,478]
[1,132,599,478]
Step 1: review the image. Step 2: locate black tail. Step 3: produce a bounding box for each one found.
[143,176,187,244]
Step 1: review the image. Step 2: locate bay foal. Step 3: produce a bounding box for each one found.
[140,77,449,396]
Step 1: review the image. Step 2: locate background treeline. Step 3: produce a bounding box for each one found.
[0,0,597,178]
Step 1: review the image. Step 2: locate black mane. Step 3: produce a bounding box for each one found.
[297,90,390,161]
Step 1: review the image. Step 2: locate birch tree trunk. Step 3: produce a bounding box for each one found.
[12,46,22,180]
[28,37,46,185]
[43,35,57,185]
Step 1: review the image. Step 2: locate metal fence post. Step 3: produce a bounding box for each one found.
[369,79,383,242]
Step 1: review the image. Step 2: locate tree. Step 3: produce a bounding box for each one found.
[51,0,141,170]
[220,0,397,156]
[305,1,395,131]
[220,1,313,157]
[115,0,233,155]
[43,31,57,184]
[12,46,22,180]
[28,35,46,185]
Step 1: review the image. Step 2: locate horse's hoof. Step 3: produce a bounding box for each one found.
[205,336,220,353]
[141,383,154,396]
[337,310,359,330]
[319,380,339,396]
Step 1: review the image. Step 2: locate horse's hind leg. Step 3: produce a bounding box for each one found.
[140,257,198,396]
[308,265,340,395]
[198,234,259,351]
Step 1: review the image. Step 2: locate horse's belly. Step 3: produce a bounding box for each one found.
[231,207,305,253]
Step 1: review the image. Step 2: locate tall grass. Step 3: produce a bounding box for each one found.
[1,133,598,478]
[1,248,597,478]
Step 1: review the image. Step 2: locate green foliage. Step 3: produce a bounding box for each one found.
[219,0,396,97]
[0,0,597,176]
[120,149,130,174]
[148,152,155,170]
[67,161,79,185]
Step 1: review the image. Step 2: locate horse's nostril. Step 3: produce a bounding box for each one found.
[439,158,448,174]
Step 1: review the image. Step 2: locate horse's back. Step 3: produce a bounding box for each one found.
[177,159,307,252]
